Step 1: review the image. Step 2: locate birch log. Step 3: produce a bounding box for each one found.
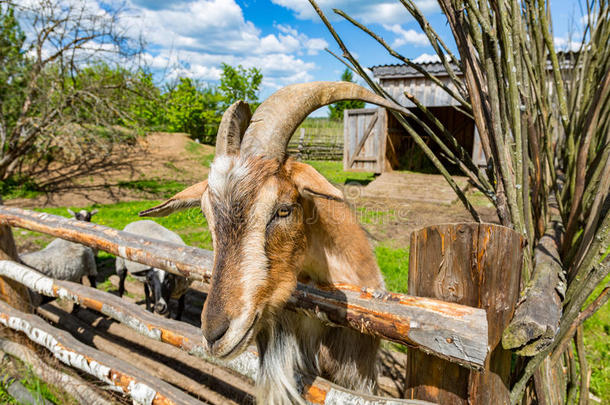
[0,337,110,405]
[0,300,205,405]
[0,259,434,404]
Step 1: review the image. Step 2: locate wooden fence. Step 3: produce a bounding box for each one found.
[288,127,343,160]
[0,206,523,404]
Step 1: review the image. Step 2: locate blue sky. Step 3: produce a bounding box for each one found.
[116,0,584,113]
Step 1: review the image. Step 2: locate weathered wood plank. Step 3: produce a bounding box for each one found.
[0,260,434,404]
[0,300,204,405]
[0,206,489,368]
[502,198,565,356]
[406,223,523,405]
[289,283,487,369]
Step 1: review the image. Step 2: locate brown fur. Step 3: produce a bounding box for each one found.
[143,156,384,403]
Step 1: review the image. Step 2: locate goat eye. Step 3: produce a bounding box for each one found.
[276,206,292,218]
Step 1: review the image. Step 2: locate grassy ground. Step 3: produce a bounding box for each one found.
[0,351,76,404]
[582,273,610,401]
[305,160,376,185]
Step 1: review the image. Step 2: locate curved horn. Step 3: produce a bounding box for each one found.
[215,100,252,155]
[240,81,410,160]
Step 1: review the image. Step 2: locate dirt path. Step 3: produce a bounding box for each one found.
[6,132,212,208]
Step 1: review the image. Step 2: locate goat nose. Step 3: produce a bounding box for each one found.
[202,312,230,346]
[155,301,168,314]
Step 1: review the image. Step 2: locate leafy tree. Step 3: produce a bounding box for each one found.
[0,0,142,183]
[0,5,28,141]
[328,69,365,121]
[219,63,263,110]
[164,78,222,141]
[128,71,165,129]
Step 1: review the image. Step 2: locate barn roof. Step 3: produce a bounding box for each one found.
[371,60,462,79]
[372,51,576,79]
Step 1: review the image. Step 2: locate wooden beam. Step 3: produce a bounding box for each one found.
[0,300,204,405]
[0,260,434,404]
[289,283,487,369]
[502,198,565,356]
[0,206,488,368]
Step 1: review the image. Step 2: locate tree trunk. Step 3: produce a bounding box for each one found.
[0,198,31,313]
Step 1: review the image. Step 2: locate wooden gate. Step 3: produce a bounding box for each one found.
[343,108,387,173]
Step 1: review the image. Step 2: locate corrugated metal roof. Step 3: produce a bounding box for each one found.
[372,51,575,79]
[371,61,462,79]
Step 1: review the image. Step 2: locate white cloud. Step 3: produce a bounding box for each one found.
[383,24,429,47]
[554,36,582,52]
[271,0,439,25]
[412,53,440,63]
[119,0,328,93]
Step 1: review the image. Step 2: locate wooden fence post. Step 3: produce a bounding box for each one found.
[405,223,523,404]
[0,198,31,313]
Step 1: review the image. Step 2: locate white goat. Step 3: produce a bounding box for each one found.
[115,220,191,319]
[20,209,98,287]
[141,82,410,404]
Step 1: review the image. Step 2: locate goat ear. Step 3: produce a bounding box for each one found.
[67,208,75,216]
[90,209,99,216]
[139,180,208,217]
[288,161,344,202]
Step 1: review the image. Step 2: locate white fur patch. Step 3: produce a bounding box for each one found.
[239,178,278,307]
[208,155,250,196]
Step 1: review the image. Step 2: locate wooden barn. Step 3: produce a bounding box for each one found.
[343,60,486,173]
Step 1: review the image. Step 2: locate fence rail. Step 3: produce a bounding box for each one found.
[0,206,516,404]
[0,206,488,370]
[0,299,203,405]
[0,257,434,404]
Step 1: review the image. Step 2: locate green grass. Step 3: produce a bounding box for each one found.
[299,117,343,130]
[0,356,75,405]
[185,140,215,167]
[376,243,409,293]
[163,161,180,172]
[20,368,61,404]
[36,201,212,251]
[582,273,610,402]
[0,177,43,199]
[97,278,114,293]
[0,376,17,405]
[117,179,188,198]
[304,160,375,185]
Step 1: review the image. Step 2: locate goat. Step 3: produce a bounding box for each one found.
[140,82,410,403]
[21,209,98,288]
[115,220,191,319]
[67,208,98,222]
[68,208,99,257]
